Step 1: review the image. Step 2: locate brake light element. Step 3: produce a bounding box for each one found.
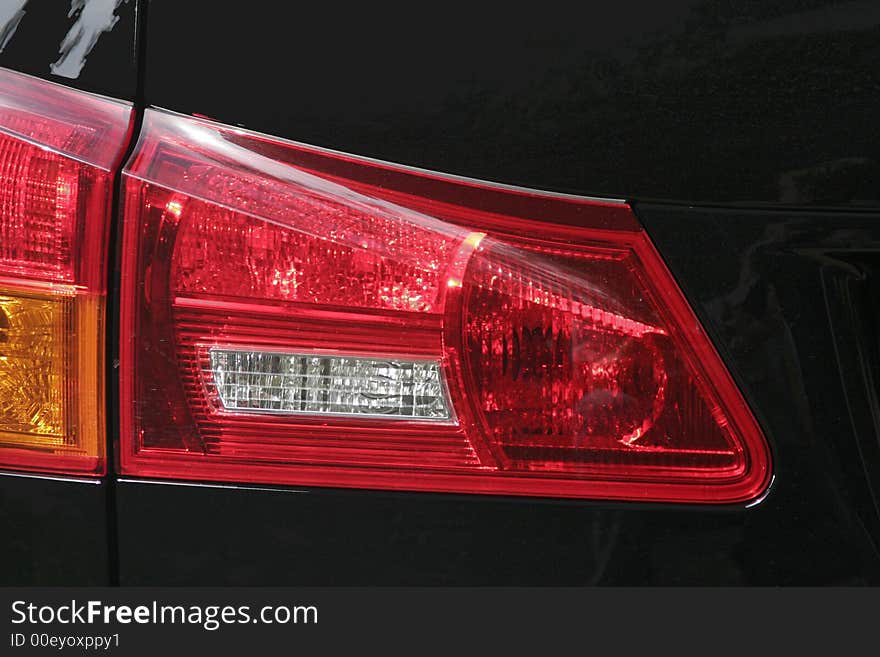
[0,68,131,475]
[119,109,771,503]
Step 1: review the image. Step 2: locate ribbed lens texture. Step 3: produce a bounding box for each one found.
[129,175,476,469]
[463,241,736,470]
[171,171,466,313]
[209,349,449,419]
[0,113,96,155]
[0,293,70,443]
[0,133,80,281]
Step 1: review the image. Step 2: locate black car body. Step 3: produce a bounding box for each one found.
[1,0,880,585]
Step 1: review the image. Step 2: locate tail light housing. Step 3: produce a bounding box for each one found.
[119,109,771,503]
[0,68,131,475]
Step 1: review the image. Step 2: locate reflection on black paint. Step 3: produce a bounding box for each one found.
[0,1,29,53]
[0,0,136,99]
[143,0,880,207]
[51,0,129,79]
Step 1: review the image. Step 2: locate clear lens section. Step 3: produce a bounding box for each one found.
[208,349,450,419]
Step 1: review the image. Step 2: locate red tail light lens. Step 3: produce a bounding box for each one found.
[119,109,770,503]
[0,68,132,475]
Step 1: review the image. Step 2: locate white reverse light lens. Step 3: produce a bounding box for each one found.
[207,349,451,419]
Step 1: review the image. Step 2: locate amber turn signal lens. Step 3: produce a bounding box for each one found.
[0,286,103,472]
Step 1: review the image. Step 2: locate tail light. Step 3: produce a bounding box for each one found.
[119,109,771,503]
[0,68,132,475]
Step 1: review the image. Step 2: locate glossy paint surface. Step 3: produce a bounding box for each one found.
[5,0,880,585]
[0,0,137,100]
[142,0,880,208]
[0,474,109,585]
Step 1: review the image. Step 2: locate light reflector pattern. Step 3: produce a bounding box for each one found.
[0,291,69,443]
[0,67,132,475]
[208,349,450,419]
